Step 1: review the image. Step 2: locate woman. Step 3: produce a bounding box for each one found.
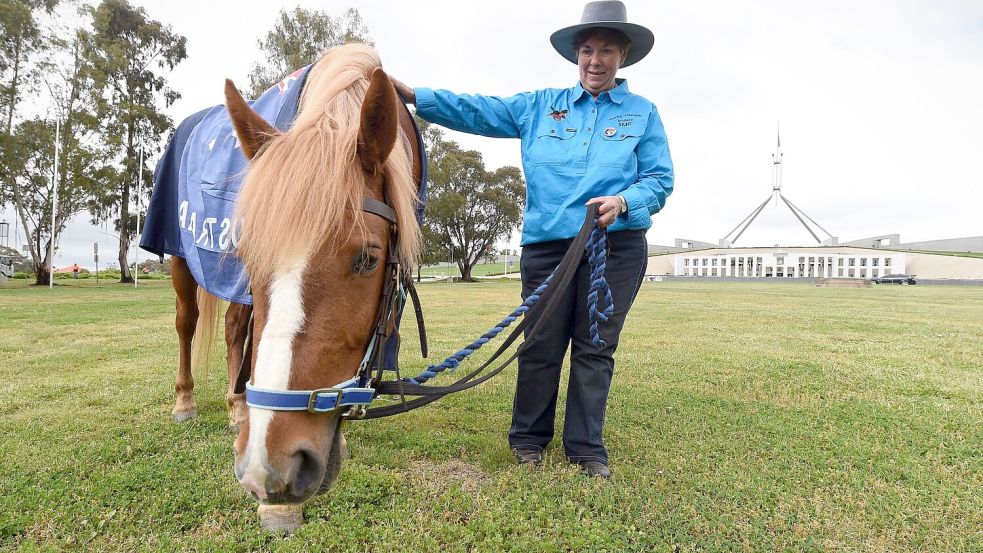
[394,0,673,477]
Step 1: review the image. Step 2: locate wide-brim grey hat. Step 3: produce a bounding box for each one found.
[550,1,654,68]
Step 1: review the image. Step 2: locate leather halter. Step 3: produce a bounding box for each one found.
[237,196,418,418]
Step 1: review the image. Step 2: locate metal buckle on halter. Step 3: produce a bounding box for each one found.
[342,405,367,420]
[307,388,345,413]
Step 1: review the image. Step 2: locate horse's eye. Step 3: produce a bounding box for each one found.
[352,250,380,274]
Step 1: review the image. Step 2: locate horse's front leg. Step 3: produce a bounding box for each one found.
[171,257,199,422]
[225,302,251,432]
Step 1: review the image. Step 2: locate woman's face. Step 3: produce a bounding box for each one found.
[578,36,624,96]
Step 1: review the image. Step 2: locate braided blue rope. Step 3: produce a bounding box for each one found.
[404,217,614,385]
[404,274,554,385]
[586,226,615,348]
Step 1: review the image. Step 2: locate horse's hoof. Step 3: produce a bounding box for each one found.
[258,504,304,534]
[339,433,350,460]
[173,409,198,423]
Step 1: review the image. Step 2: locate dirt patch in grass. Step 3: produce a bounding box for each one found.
[406,458,490,495]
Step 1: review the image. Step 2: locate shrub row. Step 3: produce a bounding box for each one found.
[8,271,171,281]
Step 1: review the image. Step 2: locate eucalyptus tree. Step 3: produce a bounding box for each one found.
[83,0,186,283]
[424,129,525,282]
[7,24,108,285]
[1,0,59,254]
[4,119,54,282]
[247,6,371,98]
[5,116,103,284]
[0,0,73,284]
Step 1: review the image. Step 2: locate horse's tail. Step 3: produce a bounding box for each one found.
[191,288,222,385]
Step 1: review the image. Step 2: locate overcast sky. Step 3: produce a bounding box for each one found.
[5,0,982,269]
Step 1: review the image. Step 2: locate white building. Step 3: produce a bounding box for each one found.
[646,246,983,280]
[677,248,902,279]
[643,134,983,282]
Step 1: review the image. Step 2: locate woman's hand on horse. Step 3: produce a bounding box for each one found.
[586,196,623,228]
[391,78,416,105]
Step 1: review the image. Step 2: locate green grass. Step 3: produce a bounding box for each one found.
[1,279,981,551]
[416,261,519,278]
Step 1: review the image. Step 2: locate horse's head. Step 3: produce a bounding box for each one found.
[225,49,418,505]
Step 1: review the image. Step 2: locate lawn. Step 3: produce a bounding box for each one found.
[416,260,519,278]
[1,279,981,551]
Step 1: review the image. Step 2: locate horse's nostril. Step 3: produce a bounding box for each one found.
[289,446,325,498]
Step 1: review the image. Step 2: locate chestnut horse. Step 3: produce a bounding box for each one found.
[168,44,421,529]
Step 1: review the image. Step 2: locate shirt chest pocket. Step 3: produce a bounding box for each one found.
[597,119,645,167]
[531,122,577,165]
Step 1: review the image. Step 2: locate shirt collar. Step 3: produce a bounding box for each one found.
[608,79,629,104]
[569,79,630,104]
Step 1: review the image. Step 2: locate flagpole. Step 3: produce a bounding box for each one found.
[49,119,60,289]
[135,145,143,289]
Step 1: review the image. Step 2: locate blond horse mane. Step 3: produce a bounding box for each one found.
[234,43,420,281]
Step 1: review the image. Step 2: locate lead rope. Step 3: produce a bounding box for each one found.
[404,274,554,385]
[586,225,614,348]
[404,218,613,386]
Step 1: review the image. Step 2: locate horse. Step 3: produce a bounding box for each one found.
[162,43,422,531]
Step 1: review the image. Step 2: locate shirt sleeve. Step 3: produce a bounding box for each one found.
[414,87,535,139]
[619,105,674,227]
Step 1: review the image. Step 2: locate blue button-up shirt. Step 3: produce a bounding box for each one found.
[414,79,673,245]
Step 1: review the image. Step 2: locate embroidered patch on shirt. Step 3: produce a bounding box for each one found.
[609,113,642,128]
[548,106,568,121]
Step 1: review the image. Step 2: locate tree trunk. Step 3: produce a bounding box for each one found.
[118,121,134,283]
[5,37,30,267]
[34,264,50,286]
[34,247,50,286]
[461,260,476,283]
[118,219,132,283]
[12,182,40,272]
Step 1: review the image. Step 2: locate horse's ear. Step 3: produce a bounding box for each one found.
[357,67,400,174]
[224,79,278,160]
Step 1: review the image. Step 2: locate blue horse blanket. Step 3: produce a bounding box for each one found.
[141,66,427,305]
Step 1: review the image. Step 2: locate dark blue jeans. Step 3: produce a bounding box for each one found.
[508,229,648,464]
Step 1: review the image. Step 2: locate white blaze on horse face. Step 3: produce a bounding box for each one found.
[241,257,308,496]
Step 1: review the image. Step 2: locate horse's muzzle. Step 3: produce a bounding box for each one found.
[236,443,326,504]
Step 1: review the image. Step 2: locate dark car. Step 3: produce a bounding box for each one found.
[871,273,917,285]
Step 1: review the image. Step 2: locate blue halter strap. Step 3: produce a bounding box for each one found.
[245,377,376,414]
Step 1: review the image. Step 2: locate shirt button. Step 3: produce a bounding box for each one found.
[583,142,588,146]
[591,109,596,113]
[587,127,592,131]
[550,129,555,134]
